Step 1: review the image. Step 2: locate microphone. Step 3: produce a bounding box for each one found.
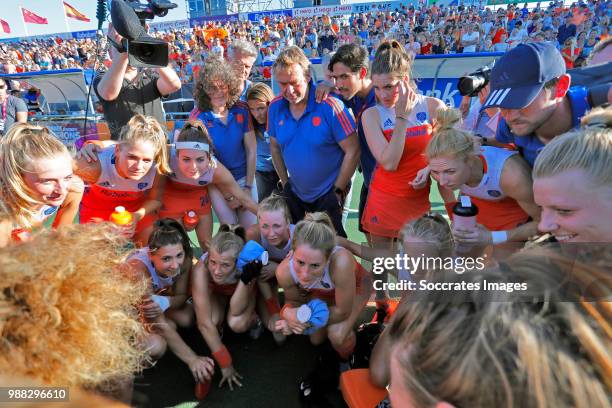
[96,0,107,31]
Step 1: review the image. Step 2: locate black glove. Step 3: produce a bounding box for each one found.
[240,260,263,285]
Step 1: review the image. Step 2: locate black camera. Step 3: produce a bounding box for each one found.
[458,64,493,97]
[110,0,177,68]
[128,0,177,20]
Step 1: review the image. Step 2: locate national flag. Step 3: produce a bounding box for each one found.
[63,2,91,22]
[0,19,10,34]
[21,7,48,25]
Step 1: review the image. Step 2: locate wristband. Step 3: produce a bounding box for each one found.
[264,297,281,315]
[212,345,232,369]
[491,230,508,245]
[280,304,292,320]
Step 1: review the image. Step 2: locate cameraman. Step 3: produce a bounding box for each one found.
[481,42,605,167]
[94,24,181,140]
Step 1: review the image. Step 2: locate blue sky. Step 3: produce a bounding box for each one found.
[0,0,189,38]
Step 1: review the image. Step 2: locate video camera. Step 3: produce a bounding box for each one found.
[458,64,493,97]
[109,0,177,68]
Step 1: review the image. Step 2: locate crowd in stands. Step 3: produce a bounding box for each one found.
[1,0,610,82]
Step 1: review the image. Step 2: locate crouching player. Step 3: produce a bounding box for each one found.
[276,212,372,366]
[126,219,214,396]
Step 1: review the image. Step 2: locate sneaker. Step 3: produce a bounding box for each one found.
[248,317,264,340]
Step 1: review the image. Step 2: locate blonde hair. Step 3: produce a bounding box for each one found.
[0,124,71,229]
[580,105,612,129]
[292,212,336,260]
[387,248,611,408]
[0,224,147,388]
[210,229,245,261]
[400,213,453,257]
[119,114,171,175]
[273,45,311,78]
[426,108,475,161]
[258,194,291,224]
[371,40,412,79]
[246,82,274,104]
[533,107,612,190]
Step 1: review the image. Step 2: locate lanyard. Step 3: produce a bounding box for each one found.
[1,98,7,121]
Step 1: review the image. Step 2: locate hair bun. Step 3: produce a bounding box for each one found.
[434,108,462,132]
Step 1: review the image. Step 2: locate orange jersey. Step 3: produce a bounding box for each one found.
[369,100,433,198]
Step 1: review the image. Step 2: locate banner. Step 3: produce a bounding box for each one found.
[350,1,405,13]
[293,4,353,18]
[243,10,293,22]
[45,121,98,149]
[71,30,97,40]
[149,19,190,31]
[189,14,239,27]
[427,0,484,6]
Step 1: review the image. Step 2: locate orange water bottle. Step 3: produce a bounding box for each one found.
[183,210,199,231]
[110,206,133,226]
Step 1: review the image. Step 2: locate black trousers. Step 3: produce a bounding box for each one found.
[281,182,347,238]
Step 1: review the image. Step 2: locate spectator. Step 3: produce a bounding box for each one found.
[557,14,577,44]
[0,78,27,136]
[461,23,480,53]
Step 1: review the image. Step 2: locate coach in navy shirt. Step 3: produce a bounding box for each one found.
[268,46,360,237]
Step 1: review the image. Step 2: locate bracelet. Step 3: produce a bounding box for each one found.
[491,230,509,245]
[212,345,233,369]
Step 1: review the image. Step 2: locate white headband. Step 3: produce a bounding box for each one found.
[174,142,210,152]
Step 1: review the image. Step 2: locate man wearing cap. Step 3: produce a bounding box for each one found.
[482,42,591,167]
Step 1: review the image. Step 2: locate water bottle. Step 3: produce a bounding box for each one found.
[183,210,199,231]
[110,206,133,226]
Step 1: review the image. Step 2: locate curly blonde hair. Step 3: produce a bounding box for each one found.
[0,224,148,388]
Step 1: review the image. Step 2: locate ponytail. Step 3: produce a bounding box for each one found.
[427,108,475,161]
[292,212,336,260]
[148,218,193,261]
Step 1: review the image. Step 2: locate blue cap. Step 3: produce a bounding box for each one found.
[482,42,565,110]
